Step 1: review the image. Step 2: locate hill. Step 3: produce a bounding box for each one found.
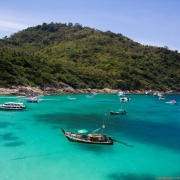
[0,22,180,91]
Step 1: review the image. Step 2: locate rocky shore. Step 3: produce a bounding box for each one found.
[0,86,179,96]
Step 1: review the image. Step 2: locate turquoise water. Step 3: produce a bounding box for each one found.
[0,94,180,180]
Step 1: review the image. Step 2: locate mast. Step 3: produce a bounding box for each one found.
[102,114,106,135]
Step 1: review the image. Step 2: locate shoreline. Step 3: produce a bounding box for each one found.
[0,86,179,96]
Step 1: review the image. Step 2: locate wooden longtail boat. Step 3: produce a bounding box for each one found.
[61,128,114,145]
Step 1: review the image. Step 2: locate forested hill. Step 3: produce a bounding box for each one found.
[0,22,180,91]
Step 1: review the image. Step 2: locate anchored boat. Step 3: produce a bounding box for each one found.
[165,100,177,105]
[27,97,39,103]
[0,102,26,110]
[108,109,126,115]
[67,96,77,100]
[120,97,130,102]
[61,128,114,145]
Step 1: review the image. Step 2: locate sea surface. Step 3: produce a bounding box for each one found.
[0,94,180,180]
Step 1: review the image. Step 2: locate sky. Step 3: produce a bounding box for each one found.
[0,0,180,51]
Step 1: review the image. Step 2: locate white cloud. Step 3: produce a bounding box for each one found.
[0,8,35,35]
[0,20,28,32]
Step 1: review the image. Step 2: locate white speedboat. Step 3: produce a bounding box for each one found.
[27,97,39,103]
[120,97,130,102]
[145,91,149,95]
[67,96,77,100]
[118,90,125,96]
[159,95,165,100]
[0,102,26,110]
[86,94,94,98]
[165,100,177,105]
[157,93,163,97]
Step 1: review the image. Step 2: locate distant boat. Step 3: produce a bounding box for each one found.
[118,90,125,96]
[157,93,162,97]
[165,100,177,105]
[86,94,94,98]
[145,91,149,95]
[67,96,77,100]
[108,109,126,115]
[61,128,114,145]
[27,97,39,103]
[17,94,37,98]
[159,95,165,100]
[0,102,26,110]
[120,97,130,102]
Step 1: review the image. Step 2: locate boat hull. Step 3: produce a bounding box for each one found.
[0,107,26,110]
[166,102,177,105]
[27,100,38,103]
[109,111,126,115]
[67,136,113,145]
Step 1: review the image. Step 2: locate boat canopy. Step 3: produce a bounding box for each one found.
[88,134,103,138]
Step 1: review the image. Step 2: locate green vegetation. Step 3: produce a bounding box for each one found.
[0,22,180,91]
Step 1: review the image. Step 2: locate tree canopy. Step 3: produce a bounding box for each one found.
[0,22,179,91]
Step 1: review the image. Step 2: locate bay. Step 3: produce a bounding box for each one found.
[0,94,180,180]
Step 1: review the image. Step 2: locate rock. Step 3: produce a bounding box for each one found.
[0,86,179,95]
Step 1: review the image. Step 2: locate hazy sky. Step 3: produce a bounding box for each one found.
[0,0,180,51]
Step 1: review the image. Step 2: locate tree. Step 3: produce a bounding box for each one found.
[68,22,73,27]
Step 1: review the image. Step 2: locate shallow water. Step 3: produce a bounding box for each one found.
[0,94,180,180]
